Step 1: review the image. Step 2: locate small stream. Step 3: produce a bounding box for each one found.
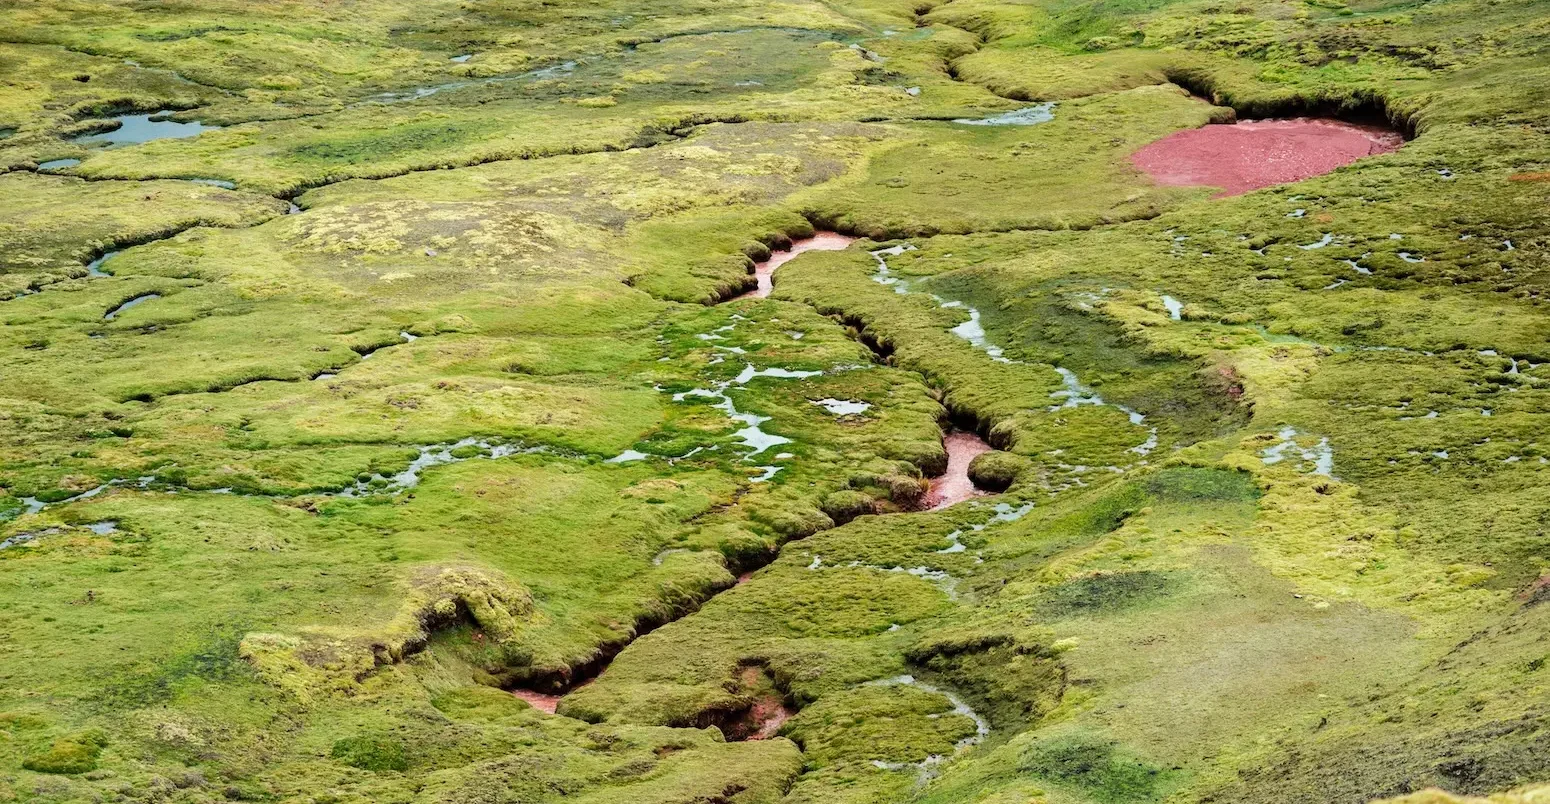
[732,231,857,300]
[869,244,1159,459]
[103,293,160,320]
[951,103,1054,127]
[926,430,992,509]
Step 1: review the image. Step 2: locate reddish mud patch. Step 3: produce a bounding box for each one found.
[512,674,598,715]
[736,570,755,585]
[735,231,857,300]
[744,697,796,741]
[925,429,993,510]
[1131,118,1403,197]
[722,665,795,741]
[512,689,561,714]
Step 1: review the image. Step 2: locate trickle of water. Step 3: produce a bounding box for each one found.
[863,674,991,782]
[952,103,1055,126]
[869,246,1157,459]
[85,252,119,277]
[104,293,160,320]
[367,61,576,105]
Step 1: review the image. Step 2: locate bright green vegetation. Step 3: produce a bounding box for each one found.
[3,0,1550,801]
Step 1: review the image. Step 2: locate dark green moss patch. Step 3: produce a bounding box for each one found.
[1036,570,1174,619]
[332,736,411,772]
[1019,734,1171,803]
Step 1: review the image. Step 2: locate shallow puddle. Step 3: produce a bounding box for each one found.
[811,398,870,415]
[72,112,218,149]
[926,430,993,510]
[734,231,856,300]
[1131,117,1403,197]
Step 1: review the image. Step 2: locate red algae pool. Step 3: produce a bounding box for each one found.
[1130,117,1404,197]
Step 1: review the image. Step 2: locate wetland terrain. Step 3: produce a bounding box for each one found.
[3,0,1550,802]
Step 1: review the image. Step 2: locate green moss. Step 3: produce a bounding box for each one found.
[22,730,108,775]
[967,450,1025,491]
[1019,734,1171,803]
[1035,570,1173,618]
[3,0,1550,798]
[331,735,410,772]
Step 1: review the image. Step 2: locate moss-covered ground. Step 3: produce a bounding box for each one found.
[3,0,1550,800]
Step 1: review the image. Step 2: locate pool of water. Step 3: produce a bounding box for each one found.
[1130,117,1403,197]
[72,111,219,149]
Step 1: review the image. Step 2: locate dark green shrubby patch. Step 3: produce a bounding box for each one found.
[332,736,411,772]
[1144,467,1260,503]
[1019,734,1171,803]
[1036,570,1173,619]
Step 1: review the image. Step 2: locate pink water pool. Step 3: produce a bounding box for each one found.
[1131,118,1403,197]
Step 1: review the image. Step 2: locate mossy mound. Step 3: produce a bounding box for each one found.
[22,730,108,775]
[968,450,1028,491]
